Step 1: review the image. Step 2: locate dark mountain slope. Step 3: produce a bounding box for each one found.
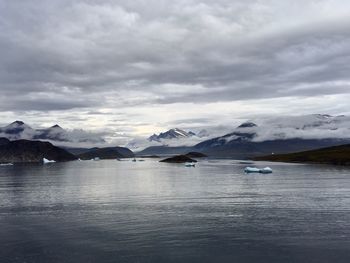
[254,144,350,165]
[0,140,77,163]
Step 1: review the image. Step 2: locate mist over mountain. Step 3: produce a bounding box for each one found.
[138,114,350,157]
[0,121,106,148]
[245,114,350,142]
[2,114,350,155]
[127,128,212,151]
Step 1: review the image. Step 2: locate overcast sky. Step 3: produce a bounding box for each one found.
[1,0,350,143]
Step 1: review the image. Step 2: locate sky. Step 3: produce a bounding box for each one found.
[1,0,350,144]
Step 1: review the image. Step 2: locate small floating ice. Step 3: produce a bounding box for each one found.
[244,166,272,174]
[43,158,56,164]
[185,162,196,167]
[0,163,14,166]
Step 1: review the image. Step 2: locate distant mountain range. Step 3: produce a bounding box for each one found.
[0,121,105,146]
[138,114,350,158]
[2,114,350,160]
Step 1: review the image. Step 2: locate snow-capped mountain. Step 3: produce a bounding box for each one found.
[127,128,211,151]
[148,128,195,142]
[0,121,106,147]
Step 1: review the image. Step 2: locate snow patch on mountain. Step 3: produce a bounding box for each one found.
[127,128,213,150]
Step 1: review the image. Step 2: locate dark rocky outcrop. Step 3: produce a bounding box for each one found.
[0,140,77,163]
[0,137,10,146]
[160,155,197,163]
[77,147,134,160]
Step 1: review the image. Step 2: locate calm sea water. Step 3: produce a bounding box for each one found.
[0,159,349,263]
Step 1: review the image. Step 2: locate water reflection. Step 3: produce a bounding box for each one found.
[0,159,350,262]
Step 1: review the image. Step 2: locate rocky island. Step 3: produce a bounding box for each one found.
[160,155,197,163]
[77,147,134,160]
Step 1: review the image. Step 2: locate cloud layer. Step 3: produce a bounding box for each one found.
[1,0,350,143]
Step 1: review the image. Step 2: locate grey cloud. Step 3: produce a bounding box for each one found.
[1,0,350,133]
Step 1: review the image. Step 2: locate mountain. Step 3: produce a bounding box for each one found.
[148,128,195,142]
[35,124,68,142]
[254,144,350,165]
[0,138,10,146]
[77,147,134,160]
[0,121,36,139]
[0,139,77,163]
[139,114,350,158]
[194,138,350,158]
[128,128,212,151]
[0,121,106,146]
[193,115,350,158]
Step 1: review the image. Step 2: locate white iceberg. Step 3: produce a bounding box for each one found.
[43,158,56,164]
[0,163,14,166]
[185,162,196,167]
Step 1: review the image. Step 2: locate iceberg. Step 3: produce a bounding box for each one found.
[185,162,196,167]
[0,163,14,166]
[43,158,56,164]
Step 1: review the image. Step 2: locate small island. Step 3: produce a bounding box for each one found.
[77,147,134,160]
[160,155,197,163]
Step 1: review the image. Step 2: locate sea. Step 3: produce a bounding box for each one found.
[0,159,349,262]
